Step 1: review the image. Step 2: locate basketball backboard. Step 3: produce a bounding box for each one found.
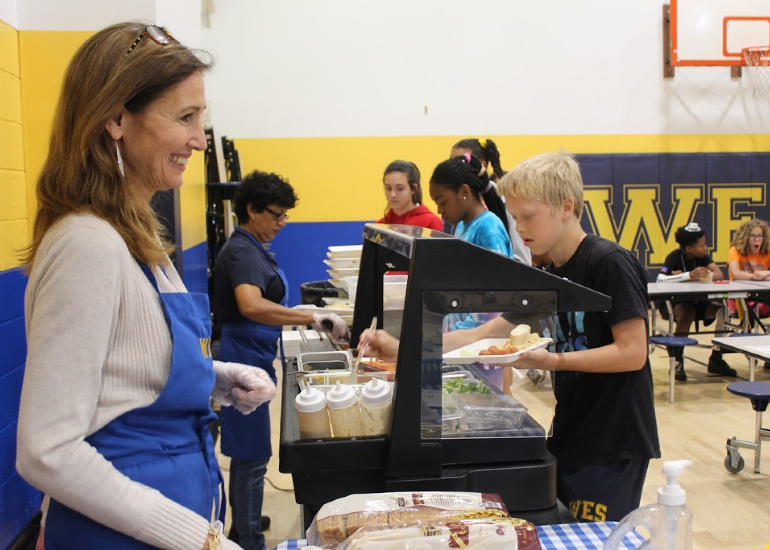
[671,0,770,66]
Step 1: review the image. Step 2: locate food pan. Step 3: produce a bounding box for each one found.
[453,393,528,432]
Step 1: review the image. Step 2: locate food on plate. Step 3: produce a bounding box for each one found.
[476,326,545,356]
[509,324,531,346]
[478,343,518,355]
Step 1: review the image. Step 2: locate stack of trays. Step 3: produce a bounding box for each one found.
[324,245,362,300]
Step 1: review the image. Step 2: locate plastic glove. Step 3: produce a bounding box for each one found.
[212,361,277,414]
[312,312,351,341]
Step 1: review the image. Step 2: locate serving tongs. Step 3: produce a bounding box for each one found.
[320,319,345,352]
[353,316,378,372]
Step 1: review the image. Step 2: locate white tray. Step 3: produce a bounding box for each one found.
[323,258,361,269]
[327,245,362,258]
[443,337,552,364]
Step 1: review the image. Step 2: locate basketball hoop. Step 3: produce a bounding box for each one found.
[742,46,770,98]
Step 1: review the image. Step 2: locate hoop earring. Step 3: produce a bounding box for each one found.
[115,140,125,178]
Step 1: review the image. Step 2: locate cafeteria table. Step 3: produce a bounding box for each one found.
[647,280,770,337]
[712,334,770,381]
[273,521,645,549]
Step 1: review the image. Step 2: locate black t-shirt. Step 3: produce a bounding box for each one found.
[660,249,713,276]
[213,230,286,324]
[546,234,660,467]
[657,249,715,308]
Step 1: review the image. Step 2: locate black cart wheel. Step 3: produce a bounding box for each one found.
[724,454,745,474]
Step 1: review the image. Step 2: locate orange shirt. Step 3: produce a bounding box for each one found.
[727,246,770,280]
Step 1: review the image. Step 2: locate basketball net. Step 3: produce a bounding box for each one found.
[743,47,770,99]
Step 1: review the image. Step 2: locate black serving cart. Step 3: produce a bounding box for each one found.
[279,223,611,529]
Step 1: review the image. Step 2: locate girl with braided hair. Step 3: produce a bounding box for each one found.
[430,154,513,335]
[451,137,506,182]
[450,138,532,265]
[430,153,512,258]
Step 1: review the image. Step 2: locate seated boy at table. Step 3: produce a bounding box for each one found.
[655,222,736,381]
[360,150,661,522]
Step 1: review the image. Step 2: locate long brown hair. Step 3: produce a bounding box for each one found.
[22,21,213,269]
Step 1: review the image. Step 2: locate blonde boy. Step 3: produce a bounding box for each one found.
[494,150,660,521]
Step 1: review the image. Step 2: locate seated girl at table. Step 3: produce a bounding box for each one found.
[726,219,770,342]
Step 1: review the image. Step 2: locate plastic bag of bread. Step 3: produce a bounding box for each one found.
[306,491,536,549]
[338,517,542,549]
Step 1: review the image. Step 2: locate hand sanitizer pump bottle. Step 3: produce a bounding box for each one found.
[604,460,693,550]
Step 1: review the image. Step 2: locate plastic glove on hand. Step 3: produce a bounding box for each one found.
[312,312,351,341]
[212,362,276,414]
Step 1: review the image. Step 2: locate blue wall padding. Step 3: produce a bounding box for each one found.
[269,220,369,307]
[0,267,41,548]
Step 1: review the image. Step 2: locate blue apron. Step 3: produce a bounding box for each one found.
[220,227,287,461]
[44,263,224,549]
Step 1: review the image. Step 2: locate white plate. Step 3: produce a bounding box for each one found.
[327,267,360,278]
[327,245,362,258]
[329,279,347,289]
[442,337,552,364]
[324,258,361,269]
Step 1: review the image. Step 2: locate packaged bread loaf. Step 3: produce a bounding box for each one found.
[338,517,542,550]
[306,491,513,548]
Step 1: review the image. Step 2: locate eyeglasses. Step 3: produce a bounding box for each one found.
[264,207,289,222]
[126,25,176,56]
[750,233,764,240]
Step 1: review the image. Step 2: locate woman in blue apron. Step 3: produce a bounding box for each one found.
[213,171,349,550]
[17,22,272,549]
[43,264,225,548]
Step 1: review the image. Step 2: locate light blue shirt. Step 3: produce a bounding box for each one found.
[445,211,513,331]
[455,210,513,259]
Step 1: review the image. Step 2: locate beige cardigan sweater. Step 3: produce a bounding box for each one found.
[17,213,216,549]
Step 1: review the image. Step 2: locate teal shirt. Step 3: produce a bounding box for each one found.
[455,210,514,259]
[445,211,513,331]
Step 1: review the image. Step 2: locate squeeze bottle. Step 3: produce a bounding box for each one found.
[603,460,693,550]
[325,381,364,437]
[359,377,393,436]
[295,386,331,439]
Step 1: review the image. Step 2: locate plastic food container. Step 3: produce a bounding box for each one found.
[452,393,528,432]
[441,391,462,433]
[383,274,407,310]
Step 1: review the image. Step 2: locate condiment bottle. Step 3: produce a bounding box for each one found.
[325,381,364,437]
[295,387,331,439]
[359,378,393,436]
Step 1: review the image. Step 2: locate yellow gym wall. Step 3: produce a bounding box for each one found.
[0,19,25,271]
[235,133,770,222]
[17,29,208,255]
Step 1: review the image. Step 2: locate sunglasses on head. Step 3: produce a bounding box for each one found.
[126,25,176,56]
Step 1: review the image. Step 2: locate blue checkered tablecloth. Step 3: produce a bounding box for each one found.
[274,521,646,549]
